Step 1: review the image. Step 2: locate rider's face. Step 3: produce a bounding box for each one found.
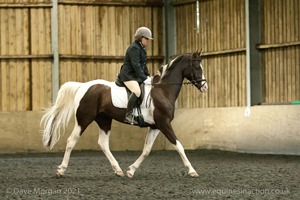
[141,37,149,46]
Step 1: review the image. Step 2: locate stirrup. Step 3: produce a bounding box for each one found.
[124,115,133,124]
[124,113,137,125]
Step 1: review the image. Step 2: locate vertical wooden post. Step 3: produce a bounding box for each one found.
[51,0,59,102]
[164,0,176,64]
[246,0,262,107]
[245,0,262,116]
[164,0,177,108]
[245,0,251,115]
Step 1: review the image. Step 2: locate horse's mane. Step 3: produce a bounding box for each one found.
[158,54,186,78]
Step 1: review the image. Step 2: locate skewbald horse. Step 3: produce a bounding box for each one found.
[41,51,208,178]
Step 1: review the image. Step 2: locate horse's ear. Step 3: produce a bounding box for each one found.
[199,49,202,56]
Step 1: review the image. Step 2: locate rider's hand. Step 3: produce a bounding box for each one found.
[144,76,152,84]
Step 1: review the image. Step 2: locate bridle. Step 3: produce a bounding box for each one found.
[145,55,207,108]
[188,57,207,88]
[151,56,207,87]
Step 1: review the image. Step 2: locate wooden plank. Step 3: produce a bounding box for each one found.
[257,41,300,49]
[0,3,52,8]
[296,46,300,100]
[0,62,5,111]
[16,9,24,111]
[115,6,123,56]
[45,7,52,109]
[216,0,221,52]
[286,0,292,101]
[39,8,46,108]
[31,8,39,110]
[31,61,40,110]
[263,0,270,103]
[0,10,7,110]
[233,54,238,106]
[199,1,206,51]
[108,6,116,57]
[123,6,131,53]
[187,4,192,53]
[8,8,16,111]
[58,4,65,85]
[99,6,108,55]
[58,0,163,7]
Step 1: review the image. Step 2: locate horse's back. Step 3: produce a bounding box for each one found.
[72,79,111,105]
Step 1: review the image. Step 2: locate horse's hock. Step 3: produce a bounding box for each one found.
[0,105,299,155]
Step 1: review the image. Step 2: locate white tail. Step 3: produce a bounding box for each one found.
[41,82,82,150]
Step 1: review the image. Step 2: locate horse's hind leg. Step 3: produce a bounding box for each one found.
[56,123,82,177]
[127,128,160,178]
[96,116,124,176]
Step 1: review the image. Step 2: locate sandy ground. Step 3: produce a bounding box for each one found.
[0,150,299,200]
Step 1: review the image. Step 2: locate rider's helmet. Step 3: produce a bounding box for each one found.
[134,27,153,40]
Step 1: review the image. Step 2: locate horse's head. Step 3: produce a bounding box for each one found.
[157,51,208,92]
[184,51,208,92]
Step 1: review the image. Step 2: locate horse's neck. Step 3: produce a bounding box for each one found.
[159,68,184,103]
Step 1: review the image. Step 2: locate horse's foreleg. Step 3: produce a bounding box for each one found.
[98,129,124,176]
[159,121,198,177]
[127,128,160,178]
[56,124,81,177]
[173,140,198,177]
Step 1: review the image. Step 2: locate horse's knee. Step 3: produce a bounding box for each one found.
[66,135,80,150]
[98,142,105,150]
[68,134,79,142]
[98,140,109,152]
[143,150,150,157]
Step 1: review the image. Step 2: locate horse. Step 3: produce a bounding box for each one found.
[41,51,208,178]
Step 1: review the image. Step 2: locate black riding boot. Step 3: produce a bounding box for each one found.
[124,93,139,124]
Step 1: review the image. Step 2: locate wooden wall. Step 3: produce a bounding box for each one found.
[1,0,299,111]
[260,0,300,103]
[174,0,300,108]
[0,0,164,111]
[58,1,164,83]
[175,0,246,108]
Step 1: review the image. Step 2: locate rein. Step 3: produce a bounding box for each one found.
[144,78,207,109]
[149,79,207,86]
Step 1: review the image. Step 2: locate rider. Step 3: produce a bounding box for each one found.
[119,27,152,124]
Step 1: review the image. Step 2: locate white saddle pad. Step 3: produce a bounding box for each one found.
[89,80,154,124]
[108,82,152,109]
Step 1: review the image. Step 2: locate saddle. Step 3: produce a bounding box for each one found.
[115,75,146,127]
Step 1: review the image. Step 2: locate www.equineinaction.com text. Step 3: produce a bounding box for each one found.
[192,188,290,196]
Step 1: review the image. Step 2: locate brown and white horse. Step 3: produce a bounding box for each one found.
[41,51,208,178]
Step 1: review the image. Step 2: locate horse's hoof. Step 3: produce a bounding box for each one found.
[55,171,63,178]
[189,171,199,177]
[115,171,125,177]
[126,171,134,178]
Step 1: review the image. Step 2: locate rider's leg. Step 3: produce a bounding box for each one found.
[123,81,141,124]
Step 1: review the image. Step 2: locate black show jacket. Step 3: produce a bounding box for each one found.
[119,40,150,83]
